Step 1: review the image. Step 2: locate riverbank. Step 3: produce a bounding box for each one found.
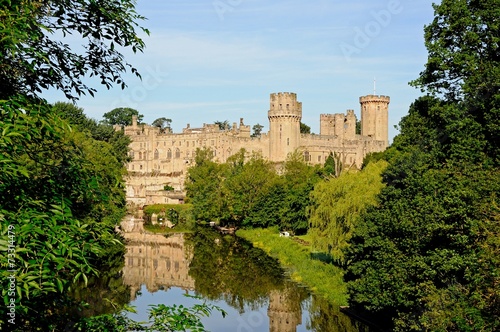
[236,228,348,306]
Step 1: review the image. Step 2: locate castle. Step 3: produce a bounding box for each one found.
[123,92,389,206]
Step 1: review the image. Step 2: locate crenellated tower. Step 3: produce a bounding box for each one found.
[268,92,302,162]
[359,95,390,147]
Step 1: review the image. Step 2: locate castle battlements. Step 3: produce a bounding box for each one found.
[359,95,390,103]
[122,92,389,206]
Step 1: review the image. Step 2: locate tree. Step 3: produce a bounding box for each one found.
[0,1,148,329]
[300,122,311,134]
[214,120,231,130]
[0,0,148,100]
[185,148,229,221]
[308,160,387,263]
[152,117,172,132]
[251,123,264,137]
[410,0,500,161]
[102,107,143,127]
[345,2,500,329]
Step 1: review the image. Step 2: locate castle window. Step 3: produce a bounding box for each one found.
[129,151,135,159]
[286,104,289,109]
[304,151,310,162]
[187,141,190,147]
[280,125,282,131]
[287,138,289,146]
[279,104,282,109]
[318,155,321,162]
[167,149,172,159]
[154,149,159,159]
[140,165,143,170]
[139,152,143,160]
[175,148,180,158]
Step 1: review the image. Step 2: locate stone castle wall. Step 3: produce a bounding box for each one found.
[122,93,389,206]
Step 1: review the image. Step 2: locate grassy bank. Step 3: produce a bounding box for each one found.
[236,228,348,306]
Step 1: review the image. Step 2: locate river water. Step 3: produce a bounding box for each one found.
[119,218,370,332]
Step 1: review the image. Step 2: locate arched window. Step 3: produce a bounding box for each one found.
[129,151,135,159]
[167,149,172,159]
[139,151,142,160]
[175,148,180,158]
[154,149,159,159]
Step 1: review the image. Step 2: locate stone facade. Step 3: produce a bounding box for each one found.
[123,92,389,206]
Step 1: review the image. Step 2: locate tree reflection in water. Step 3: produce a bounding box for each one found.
[121,226,370,332]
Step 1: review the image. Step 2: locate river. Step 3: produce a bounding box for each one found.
[119,217,370,332]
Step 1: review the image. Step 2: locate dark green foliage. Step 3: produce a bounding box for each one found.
[185,149,321,233]
[251,123,264,137]
[345,0,500,326]
[0,0,148,100]
[345,1,500,329]
[152,117,172,132]
[300,121,311,134]
[54,102,132,165]
[103,107,144,127]
[186,227,286,311]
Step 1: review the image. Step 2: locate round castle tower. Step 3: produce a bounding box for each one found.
[360,95,390,146]
[268,92,302,162]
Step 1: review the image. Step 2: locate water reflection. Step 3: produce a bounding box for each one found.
[121,220,368,332]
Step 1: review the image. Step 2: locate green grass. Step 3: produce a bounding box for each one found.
[236,228,348,306]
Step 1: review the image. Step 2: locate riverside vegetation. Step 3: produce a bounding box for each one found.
[0,1,222,331]
[182,1,500,330]
[2,0,499,331]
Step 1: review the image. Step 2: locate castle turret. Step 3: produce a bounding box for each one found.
[360,95,389,146]
[268,92,302,162]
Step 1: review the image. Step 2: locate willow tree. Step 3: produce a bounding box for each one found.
[308,160,387,262]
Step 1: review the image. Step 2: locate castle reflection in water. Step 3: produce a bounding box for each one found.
[121,219,301,332]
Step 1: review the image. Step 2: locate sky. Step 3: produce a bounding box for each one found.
[44,0,437,141]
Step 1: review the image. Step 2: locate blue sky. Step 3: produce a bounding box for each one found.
[44,0,437,140]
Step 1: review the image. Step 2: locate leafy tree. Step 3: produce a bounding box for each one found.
[152,117,172,132]
[0,0,149,329]
[0,0,148,100]
[410,0,500,161]
[224,152,277,225]
[251,123,264,137]
[53,102,132,165]
[300,121,311,134]
[214,120,231,130]
[355,119,361,135]
[185,148,229,221]
[102,107,143,127]
[308,160,387,263]
[280,151,322,234]
[345,1,500,329]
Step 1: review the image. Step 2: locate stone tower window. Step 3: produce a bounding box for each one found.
[279,104,282,109]
[175,148,180,158]
[286,104,289,109]
[167,149,172,159]
[304,151,310,162]
[139,152,142,160]
[287,138,290,146]
[154,149,159,159]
